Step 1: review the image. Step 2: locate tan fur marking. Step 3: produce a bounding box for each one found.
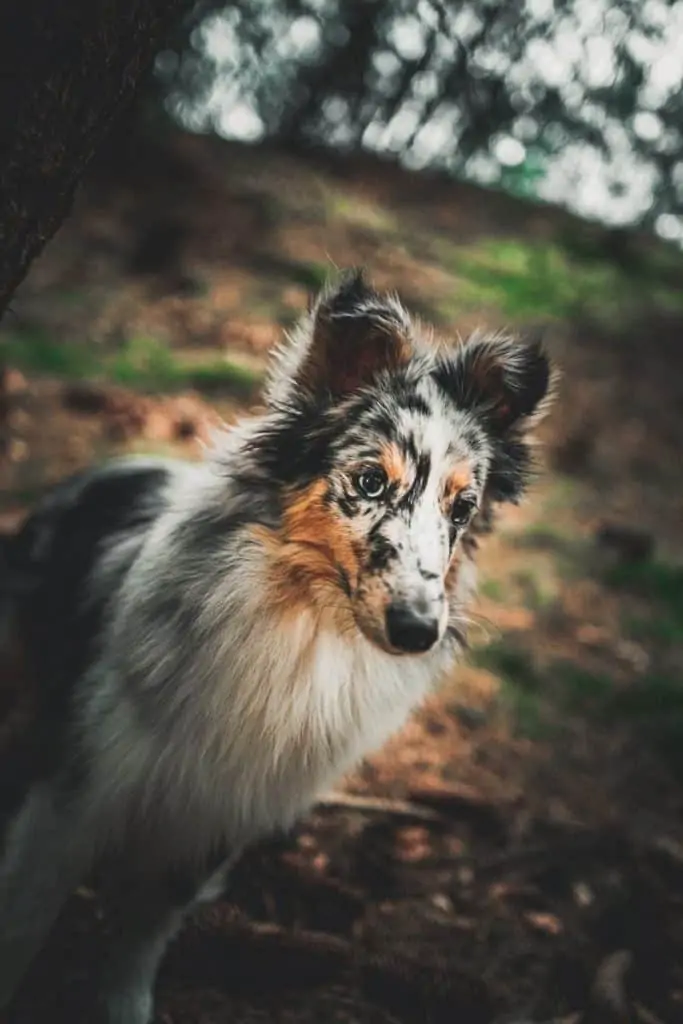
[249,480,359,629]
[443,464,473,504]
[378,442,408,488]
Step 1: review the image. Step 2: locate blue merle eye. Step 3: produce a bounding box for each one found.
[356,467,388,499]
[450,495,477,528]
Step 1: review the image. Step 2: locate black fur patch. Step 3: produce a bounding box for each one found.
[431,336,550,435]
[485,437,534,504]
[320,267,371,316]
[432,337,550,505]
[398,391,431,418]
[337,491,361,518]
[2,458,177,795]
[367,521,399,572]
[399,452,431,511]
[251,410,332,489]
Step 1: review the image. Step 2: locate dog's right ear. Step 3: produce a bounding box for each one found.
[265,269,415,406]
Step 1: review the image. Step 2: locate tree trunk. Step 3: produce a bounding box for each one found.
[0,0,196,321]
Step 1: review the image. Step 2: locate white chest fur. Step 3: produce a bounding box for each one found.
[209,614,449,835]
[86,596,453,862]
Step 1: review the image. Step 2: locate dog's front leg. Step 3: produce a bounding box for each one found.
[99,852,237,1024]
[0,779,93,1009]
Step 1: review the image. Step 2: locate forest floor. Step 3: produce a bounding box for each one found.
[1,127,683,1023]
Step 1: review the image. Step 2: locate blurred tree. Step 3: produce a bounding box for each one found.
[156,0,683,240]
[0,0,196,320]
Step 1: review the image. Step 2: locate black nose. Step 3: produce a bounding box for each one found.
[385,603,440,653]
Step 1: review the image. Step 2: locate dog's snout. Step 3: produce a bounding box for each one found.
[385,602,440,654]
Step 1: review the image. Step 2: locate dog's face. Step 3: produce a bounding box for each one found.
[256,271,554,656]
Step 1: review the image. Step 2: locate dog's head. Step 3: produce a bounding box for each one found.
[253,270,555,656]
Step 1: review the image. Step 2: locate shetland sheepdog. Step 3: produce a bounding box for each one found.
[0,270,554,1022]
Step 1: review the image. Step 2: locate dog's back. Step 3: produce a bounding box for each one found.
[0,457,186,816]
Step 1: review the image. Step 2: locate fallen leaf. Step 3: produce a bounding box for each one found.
[525,911,563,935]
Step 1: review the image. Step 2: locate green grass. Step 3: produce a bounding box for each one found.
[510,569,557,611]
[604,560,683,619]
[247,254,331,294]
[602,673,683,777]
[182,358,262,397]
[553,658,683,775]
[52,287,90,308]
[559,222,683,289]
[499,684,549,739]
[470,634,677,741]
[604,559,683,647]
[510,523,572,551]
[472,639,554,738]
[477,640,612,706]
[326,192,398,233]
[552,662,614,711]
[605,675,683,719]
[437,237,683,325]
[108,335,178,388]
[0,330,263,398]
[283,260,330,292]
[626,614,683,647]
[473,639,540,691]
[506,520,590,582]
[479,577,506,602]
[0,330,99,378]
[475,623,683,767]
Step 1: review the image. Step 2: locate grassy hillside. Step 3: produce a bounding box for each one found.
[2,132,683,1023]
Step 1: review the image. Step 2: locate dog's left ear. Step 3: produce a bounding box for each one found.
[433,329,554,435]
[266,269,414,405]
[433,329,556,503]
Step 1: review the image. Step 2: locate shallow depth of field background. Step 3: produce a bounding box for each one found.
[1,2,683,1022]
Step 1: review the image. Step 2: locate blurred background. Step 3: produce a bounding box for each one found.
[2,2,683,1022]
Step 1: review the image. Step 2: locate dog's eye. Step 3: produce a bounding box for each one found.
[356,467,388,500]
[450,495,477,528]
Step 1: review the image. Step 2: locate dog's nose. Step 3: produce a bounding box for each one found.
[385,602,440,654]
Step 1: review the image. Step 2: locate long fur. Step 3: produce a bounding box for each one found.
[0,269,554,1022]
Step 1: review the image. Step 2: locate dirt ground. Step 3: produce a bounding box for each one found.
[1,128,683,1023]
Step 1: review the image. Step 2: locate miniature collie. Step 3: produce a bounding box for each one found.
[0,270,554,1022]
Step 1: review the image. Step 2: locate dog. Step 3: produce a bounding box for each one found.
[0,270,554,1022]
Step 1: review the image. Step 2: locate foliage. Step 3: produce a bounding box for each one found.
[155,0,683,237]
[439,236,683,323]
[0,330,262,398]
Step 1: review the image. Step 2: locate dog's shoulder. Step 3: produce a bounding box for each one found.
[4,456,192,699]
[9,456,185,576]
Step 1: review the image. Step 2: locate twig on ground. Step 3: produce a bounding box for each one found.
[648,834,683,866]
[316,792,444,822]
[591,949,632,1016]
[633,1003,665,1024]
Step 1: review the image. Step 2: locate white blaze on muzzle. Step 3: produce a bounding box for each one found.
[379,491,451,653]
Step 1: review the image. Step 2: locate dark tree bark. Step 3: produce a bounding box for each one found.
[0,0,197,320]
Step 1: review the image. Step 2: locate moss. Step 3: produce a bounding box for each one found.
[0,329,263,399]
[437,237,683,326]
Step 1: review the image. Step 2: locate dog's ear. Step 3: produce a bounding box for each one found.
[433,329,554,435]
[266,269,414,405]
[433,330,556,503]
